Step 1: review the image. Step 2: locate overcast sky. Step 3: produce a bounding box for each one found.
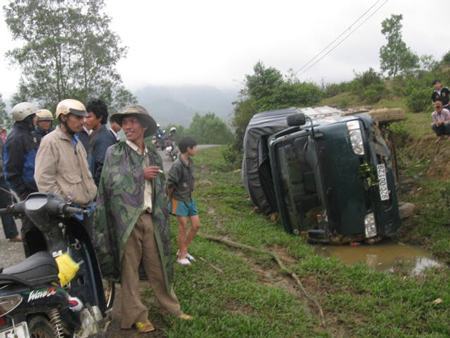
[0,0,448,98]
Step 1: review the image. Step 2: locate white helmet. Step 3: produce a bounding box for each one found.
[55,99,87,119]
[36,109,54,121]
[12,102,37,122]
[169,127,177,133]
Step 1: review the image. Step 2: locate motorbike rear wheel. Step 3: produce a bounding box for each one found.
[29,315,58,338]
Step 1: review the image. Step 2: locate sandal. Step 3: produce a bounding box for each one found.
[8,236,22,242]
[177,313,194,320]
[176,257,191,266]
[135,321,155,333]
[177,250,196,262]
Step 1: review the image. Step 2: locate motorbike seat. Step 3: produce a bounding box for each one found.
[0,251,58,285]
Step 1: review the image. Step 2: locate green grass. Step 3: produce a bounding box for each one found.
[143,147,449,337]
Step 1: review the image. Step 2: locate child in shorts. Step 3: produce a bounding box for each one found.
[167,137,200,265]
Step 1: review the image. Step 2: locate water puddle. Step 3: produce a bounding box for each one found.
[318,241,443,275]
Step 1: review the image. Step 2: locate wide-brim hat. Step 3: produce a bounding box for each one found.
[111,104,157,136]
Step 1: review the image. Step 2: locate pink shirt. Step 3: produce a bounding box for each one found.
[431,108,450,124]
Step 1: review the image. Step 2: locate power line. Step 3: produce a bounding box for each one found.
[294,0,384,75]
[294,0,388,76]
[297,0,388,77]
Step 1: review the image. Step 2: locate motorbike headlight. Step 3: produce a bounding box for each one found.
[0,295,22,317]
[346,121,365,155]
[364,213,377,238]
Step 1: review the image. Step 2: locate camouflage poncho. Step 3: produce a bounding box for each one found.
[93,138,172,288]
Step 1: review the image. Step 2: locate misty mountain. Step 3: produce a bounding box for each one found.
[134,85,238,126]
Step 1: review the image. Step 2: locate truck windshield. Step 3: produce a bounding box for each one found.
[276,135,322,231]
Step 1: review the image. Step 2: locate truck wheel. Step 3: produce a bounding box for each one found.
[29,315,57,338]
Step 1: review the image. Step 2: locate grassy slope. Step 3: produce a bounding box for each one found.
[146,147,449,338]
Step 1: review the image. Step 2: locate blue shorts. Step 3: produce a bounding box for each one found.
[169,199,198,217]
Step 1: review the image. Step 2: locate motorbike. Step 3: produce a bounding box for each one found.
[0,193,114,338]
[164,140,178,161]
[156,130,166,150]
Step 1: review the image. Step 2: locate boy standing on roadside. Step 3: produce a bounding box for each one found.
[167,137,201,265]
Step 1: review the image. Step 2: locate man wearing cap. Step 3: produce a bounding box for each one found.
[34,99,97,210]
[34,109,54,144]
[94,104,192,333]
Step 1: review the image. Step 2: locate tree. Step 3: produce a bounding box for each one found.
[187,113,234,145]
[4,0,136,110]
[441,51,450,65]
[419,55,438,72]
[0,94,13,129]
[232,62,322,150]
[244,61,284,101]
[379,14,419,78]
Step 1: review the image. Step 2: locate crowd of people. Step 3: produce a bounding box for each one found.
[0,98,200,333]
[431,80,450,138]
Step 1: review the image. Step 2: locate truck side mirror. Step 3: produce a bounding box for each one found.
[287,113,306,127]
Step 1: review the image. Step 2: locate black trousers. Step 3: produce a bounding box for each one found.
[0,178,18,239]
[432,123,450,136]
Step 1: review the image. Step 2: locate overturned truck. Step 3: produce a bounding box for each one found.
[242,106,401,243]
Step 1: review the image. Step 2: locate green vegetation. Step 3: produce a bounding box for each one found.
[4,0,136,111]
[0,94,12,129]
[143,147,449,337]
[232,62,323,150]
[387,111,450,263]
[167,113,233,145]
[379,14,419,77]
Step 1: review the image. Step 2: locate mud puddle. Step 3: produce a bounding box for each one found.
[318,241,443,275]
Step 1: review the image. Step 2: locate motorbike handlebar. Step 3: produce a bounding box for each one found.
[0,202,25,216]
[62,205,86,215]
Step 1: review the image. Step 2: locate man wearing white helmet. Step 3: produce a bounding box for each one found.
[35,99,97,210]
[34,109,54,144]
[3,102,39,252]
[3,102,39,200]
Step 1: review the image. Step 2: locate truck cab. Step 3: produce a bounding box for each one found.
[267,112,400,243]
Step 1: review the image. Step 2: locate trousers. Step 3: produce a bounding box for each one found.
[120,213,181,328]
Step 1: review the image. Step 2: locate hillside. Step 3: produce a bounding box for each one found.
[134,85,238,126]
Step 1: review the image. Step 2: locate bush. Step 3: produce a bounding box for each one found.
[353,68,383,88]
[323,82,352,97]
[406,88,432,113]
[351,68,387,103]
[387,121,411,147]
[222,144,241,169]
[363,83,386,104]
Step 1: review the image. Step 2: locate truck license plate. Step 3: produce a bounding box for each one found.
[0,322,29,338]
[377,164,389,201]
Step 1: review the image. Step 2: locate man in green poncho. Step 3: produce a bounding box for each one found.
[93,104,192,333]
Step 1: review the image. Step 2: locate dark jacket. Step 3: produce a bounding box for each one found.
[77,128,90,152]
[432,87,450,106]
[3,122,39,199]
[34,127,54,145]
[167,156,195,202]
[88,125,118,186]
